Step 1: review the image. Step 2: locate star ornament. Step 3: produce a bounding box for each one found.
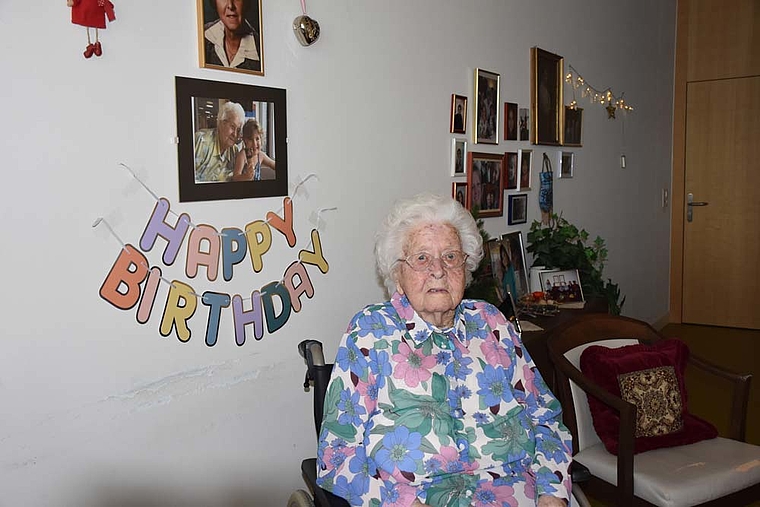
[606,104,617,119]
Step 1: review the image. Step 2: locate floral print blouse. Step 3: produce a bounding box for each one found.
[316,292,572,507]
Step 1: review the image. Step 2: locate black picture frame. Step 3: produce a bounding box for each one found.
[563,107,583,147]
[530,47,564,146]
[175,76,288,203]
[197,0,264,76]
[508,193,528,225]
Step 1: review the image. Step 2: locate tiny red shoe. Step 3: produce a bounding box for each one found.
[93,41,102,57]
[83,43,95,58]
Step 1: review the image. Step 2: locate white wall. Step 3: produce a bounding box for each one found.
[0,1,675,505]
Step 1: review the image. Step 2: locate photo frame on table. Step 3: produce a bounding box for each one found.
[559,151,574,179]
[175,76,288,203]
[499,231,529,300]
[452,181,468,208]
[451,138,467,176]
[197,0,264,76]
[519,107,530,141]
[518,148,533,190]
[504,152,518,190]
[450,94,467,134]
[474,68,500,144]
[507,194,528,225]
[564,106,583,147]
[530,47,564,145]
[539,268,585,303]
[504,102,518,140]
[467,151,503,217]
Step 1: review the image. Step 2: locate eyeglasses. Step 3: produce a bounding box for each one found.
[400,250,468,271]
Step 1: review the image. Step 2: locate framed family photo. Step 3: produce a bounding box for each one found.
[467,151,503,217]
[539,268,585,303]
[175,76,288,203]
[197,0,264,76]
[504,152,518,190]
[452,182,468,208]
[450,94,467,134]
[530,47,564,145]
[474,68,500,144]
[508,194,528,225]
[518,148,533,190]
[504,102,518,140]
[564,106,583,147]
[559,151,574,179]
[451,138,467,176]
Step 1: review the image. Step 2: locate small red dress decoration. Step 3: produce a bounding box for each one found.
[67,0,116,59]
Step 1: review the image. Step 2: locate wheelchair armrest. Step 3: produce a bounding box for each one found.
[571,461,591,484]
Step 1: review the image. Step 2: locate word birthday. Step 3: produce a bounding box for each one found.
[99,197,328,346]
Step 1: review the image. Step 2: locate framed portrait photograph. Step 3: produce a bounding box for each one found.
[474,68,500,144]
[539,268,585,303]
[564,106,583,147]
[450,94,467,134]
[518,148,533,190]
[530,47,564,145]
[504,102,518,140]
[519,107,530,141]
[499,231,529,300]
[467,151,503,217]
[508,193,528,225]
[175,76,288,203]
[504,152,518,190]
[197,0,264,76]
[451,138,467,176]
[452,181,468,208]
[559,151,574,179]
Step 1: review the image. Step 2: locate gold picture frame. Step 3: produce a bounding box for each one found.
[197,0,264,76]
[530,47,564,145]
[474,68,500,144]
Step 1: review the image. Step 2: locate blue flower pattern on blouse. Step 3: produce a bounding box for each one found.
[317,292,571,507]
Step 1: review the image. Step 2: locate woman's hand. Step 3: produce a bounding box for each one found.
[537,495,567,507]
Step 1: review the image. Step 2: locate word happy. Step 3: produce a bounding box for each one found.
[99,197,328,346]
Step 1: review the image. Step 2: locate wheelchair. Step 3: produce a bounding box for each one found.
[288,339,591,507]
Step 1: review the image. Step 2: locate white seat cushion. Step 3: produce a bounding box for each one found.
[575,437,760,507]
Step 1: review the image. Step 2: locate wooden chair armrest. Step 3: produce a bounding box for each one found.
[552,353,637,506]
[688,353,752,441]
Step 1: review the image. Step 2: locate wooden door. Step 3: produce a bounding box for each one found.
[682,76,760,328]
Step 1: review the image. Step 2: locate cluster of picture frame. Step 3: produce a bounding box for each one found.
[449,48,582,223]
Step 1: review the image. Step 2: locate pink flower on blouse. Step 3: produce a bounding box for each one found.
[522,364,538,397]
[480,334,511,367]
[355,372,378,414]
[431,445,478,474]
[473,481,517,507]
[392,341,436,387]
[477,301,508,330]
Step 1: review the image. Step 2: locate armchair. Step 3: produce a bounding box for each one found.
[547,313,760,507]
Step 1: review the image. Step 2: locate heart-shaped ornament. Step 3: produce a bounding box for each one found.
[293,14,320,46]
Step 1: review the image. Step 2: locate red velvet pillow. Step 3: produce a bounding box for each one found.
[580,338,717,455]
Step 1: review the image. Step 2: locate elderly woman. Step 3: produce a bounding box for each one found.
[316,194,571,506]
[193,101,245,183]
[203,0,261,71]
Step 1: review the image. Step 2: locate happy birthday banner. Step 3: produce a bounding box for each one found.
[96,167,334,347]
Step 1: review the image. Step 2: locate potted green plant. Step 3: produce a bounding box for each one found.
[526,213,625,315]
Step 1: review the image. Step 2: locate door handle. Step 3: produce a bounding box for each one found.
[687,192,709,222]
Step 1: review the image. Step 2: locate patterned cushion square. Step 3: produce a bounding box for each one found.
[580,338,717,455]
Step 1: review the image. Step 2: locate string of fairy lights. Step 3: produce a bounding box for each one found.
[565,64,634,118]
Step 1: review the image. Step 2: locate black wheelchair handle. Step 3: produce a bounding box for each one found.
[298,339,326,367]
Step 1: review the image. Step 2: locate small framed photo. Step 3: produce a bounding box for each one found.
[518,148,533,190]
[450,94,467,134]
[564,106,583,147]
[197,0,264,76]
[539,268,585,303]
[504,152,518,190]
[499,231,529,299]
[507,193,528,225]
[451,138,467,176]
[504,102,518,140]
[519,107,530,141]
[559,151,574,179]
[175,76,288,203]
[530,47,564,145]
[467,151,503,217]
[474,68,500,144]
[452,181,468,208]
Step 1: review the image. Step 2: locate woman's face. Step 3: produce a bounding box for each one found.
[395,222,466,327]
[215,0,245,33]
